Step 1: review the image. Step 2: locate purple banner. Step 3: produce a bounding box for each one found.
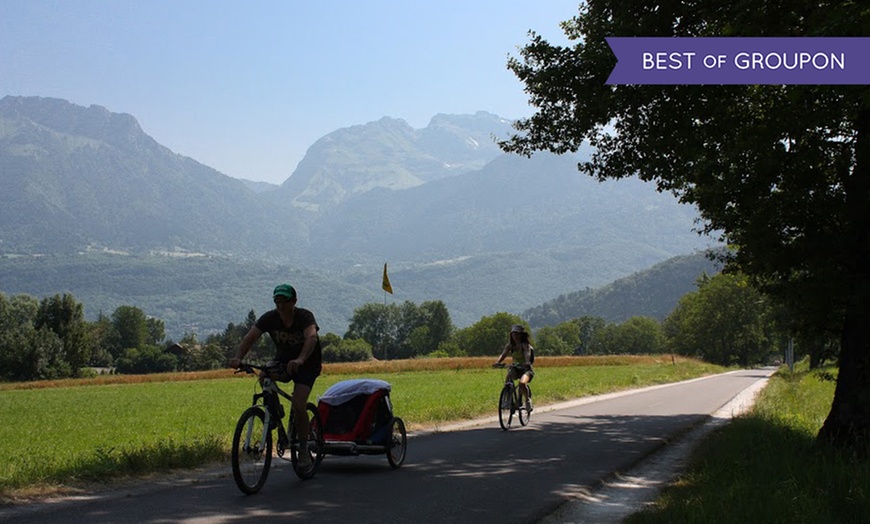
[606,37,870,85]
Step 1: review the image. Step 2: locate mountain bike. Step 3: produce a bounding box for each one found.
[231,362,324,494]
[492,363,532,430]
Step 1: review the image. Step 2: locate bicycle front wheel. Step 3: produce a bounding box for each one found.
[518,385,531,426]
[231,406,272,495]
[290,403,324,480]
[498,385,514,431]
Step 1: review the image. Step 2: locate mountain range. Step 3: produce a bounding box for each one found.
[0,96,718,337]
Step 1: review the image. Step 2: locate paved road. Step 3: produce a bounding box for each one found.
[1,368,775,524]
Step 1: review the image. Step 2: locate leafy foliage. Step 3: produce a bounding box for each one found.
[115,345,178,374]
[535,315,665,356]
[35,293,93,374]
[323,338,374,363]
[453,312,528,357]
[0,292,181,380]
[593,316,666,355]
[664,273,778,366]
[344,300,454,360]
[500,0,870,446]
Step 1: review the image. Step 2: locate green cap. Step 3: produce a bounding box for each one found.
[273,284,296,300]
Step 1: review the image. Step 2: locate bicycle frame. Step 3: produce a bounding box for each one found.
[248,376,291,453]
[495,363,531,430]
[231,362,323,494]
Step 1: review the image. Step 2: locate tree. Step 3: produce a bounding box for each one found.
[345,300,455,360]
[174,333,224,371]
[664,274,775,366]
[0,293,69,380]
[453,313,527,357]
[611,316,665,355]
[535,322,581,356]
[345,303,401,360]
[35,293,92,376]
[417,300,455,354]
[146,317,165,346]
[87,312,116,367]
[571,316,607,355]
[320,332,341,350]
[323,338,373,363]
[115,345,177,374]
[500,1,870,447]
[110,306,150,356]
[208,310,269,363]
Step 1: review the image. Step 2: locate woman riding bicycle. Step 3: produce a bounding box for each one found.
[493,324,534,412]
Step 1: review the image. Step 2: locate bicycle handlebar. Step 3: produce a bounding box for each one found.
[492,363,506,369]
[234,361,285,375]
[234,362,257,375]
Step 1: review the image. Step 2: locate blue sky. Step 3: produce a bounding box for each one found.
[1,1,578,184]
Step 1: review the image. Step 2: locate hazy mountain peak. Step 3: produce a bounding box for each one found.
[0,96,268,254]
[0,95,149,150]
[278,111,518,210]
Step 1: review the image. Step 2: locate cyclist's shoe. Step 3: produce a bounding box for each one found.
[525,400,534,412]
[296,449,312,470]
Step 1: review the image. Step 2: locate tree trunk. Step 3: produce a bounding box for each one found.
[818,102,870,450]
[820,309,870,448]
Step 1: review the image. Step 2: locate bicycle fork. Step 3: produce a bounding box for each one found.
[245,390,287,455]
[243,411,270,454]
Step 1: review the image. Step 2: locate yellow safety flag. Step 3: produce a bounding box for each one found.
[382,263,393,294]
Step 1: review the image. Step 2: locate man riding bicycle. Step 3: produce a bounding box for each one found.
[229,283,323,469]
[493,324,535,412]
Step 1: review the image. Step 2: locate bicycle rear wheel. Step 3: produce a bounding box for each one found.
[290,403,324,480]
[387,417,407,468]
[498,385,514,430]
[518,400,530,426]
[231,406,272,495]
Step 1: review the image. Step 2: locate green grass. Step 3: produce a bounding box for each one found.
[0,358,720,498]
[626,362,870,524]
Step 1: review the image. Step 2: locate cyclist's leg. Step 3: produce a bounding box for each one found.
[291,381,313,442]
[291,368,320,449]
[518,371,532,406]
[504,366,516,385]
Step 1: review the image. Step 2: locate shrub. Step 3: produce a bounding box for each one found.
[322,338,373,363]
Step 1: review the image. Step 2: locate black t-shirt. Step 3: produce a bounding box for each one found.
[254,307,322,374]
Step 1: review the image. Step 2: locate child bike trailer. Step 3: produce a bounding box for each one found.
[316,378,407,468]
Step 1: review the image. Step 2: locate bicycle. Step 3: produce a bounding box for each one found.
[492,363,532,430]
[231,362,325,494]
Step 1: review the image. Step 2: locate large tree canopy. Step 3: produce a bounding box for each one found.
[501,1,869,448]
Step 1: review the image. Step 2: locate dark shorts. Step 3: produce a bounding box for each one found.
[266,361,321,388]
[508,365,534,383]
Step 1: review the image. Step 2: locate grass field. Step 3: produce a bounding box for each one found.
[626,362,870,523]
[0,355,721,501]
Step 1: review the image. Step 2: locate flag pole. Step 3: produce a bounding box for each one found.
[381,262,393,359]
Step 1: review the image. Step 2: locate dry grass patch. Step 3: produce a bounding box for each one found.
[0,355,693,391]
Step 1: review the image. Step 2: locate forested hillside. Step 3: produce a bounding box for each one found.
[0,250,720,339]
[523,250,723,328]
